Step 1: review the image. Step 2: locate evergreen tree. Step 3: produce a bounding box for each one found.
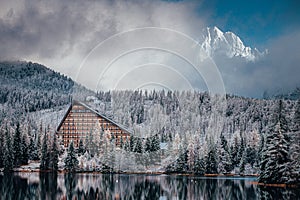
[205,144,218,174]
[130,136,143,153]
[77,139,85,156]
[3,126,13,172]
[129,136,135,152]
[29,132,39,160]
[145,135,160,152]
[151,134,160,152]
[13,122,22,167]
[239,151,246,174]
[218,133,232,174]
[49,135,59,171]
[40,131,49,170]
[244,145,257,167]
[36,131,41,159]
[134,137,143,153]
[257,134,264,164]
[20,134,29,165]
[287,101,300,185]
[145,137,152,152]
[64,141,79,172]
[124,137,130,151]
[259,100,291,183]
[187,137,197,172]
[230,136,239,168]
[175,149,188,172]
[0,129,4,168]
[237,136,245,165]
[85,124,100,157]
[194,156,205,175]
[287,132,300,185]
[294,99,300,131]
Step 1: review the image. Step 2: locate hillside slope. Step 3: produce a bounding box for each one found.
[0,61,94,126]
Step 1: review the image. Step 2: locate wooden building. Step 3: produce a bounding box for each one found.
[56,100,131,148]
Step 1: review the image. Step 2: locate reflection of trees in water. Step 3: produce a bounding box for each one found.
[0,173,31,199]
[40,172,60,199]
[64,173,77,200]
[0,173,299,199]
[258,186,300,200]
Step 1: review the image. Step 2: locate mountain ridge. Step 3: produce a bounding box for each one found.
[200,26,266,61]
[0,61,93,117]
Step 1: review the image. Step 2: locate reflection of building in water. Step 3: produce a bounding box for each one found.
[56,100,131,148]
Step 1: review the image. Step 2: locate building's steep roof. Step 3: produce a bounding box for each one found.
[56,100,132,134]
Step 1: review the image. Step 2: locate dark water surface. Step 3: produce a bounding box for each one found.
[0,173,299,199]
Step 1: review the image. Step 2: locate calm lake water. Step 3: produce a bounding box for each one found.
[0,173,299,200]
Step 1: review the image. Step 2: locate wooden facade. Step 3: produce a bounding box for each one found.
[56,101,131,148]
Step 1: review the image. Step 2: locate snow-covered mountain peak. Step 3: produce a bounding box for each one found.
[200,26,265,62]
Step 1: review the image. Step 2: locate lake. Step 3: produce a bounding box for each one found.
[0,173,299,199]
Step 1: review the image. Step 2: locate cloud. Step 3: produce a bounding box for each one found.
[0,0,205,66]
[0,0,299,98]
[214,29,300,97]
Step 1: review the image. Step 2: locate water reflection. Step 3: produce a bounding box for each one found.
[0,173,299,200]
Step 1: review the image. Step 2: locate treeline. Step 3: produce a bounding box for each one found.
[0,123,29,171]
[0,123,57,172]
[165,99,299,186]
[92,90,299,185]
[0,98,299,186]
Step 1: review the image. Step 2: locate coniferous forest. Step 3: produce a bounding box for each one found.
[0,61,299,187]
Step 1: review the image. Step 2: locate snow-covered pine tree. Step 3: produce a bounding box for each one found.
[77,139,85,156]
[239,150,246,174]
[293,99,300,131]
[28,132,39,160]
[36,130,42,159]
[20,133,29,165]
[145,137,152,152]
[0,128,4,168]
[151,134,160,152]
[64,140,79,172]
[187,137,196,173]
[13,122,22,167]
[244,145,258,168]
[40,130,49,170]
[4,126,13,172]
[49,134,59,171]
[123,137,130,151]
[287,101,300,185]
[129,136,143,153]
[194,156,205,175]
[134,137,143,153]
[230,133,240,169]
[176,148,188,173]
[237,133,245,164]
[259,100,291,183]
[205,143,218,174]
[217,133,232,174]
[257,133,264,165]
[85,124,99,157]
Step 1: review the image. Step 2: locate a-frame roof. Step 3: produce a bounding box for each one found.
[56,100,132,134]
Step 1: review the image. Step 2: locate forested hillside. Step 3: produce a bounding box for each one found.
[0,61,299,185]
[0,61,74,113]
[0,61,94,124]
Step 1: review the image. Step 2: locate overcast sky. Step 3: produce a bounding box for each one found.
[1,0,299,97]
